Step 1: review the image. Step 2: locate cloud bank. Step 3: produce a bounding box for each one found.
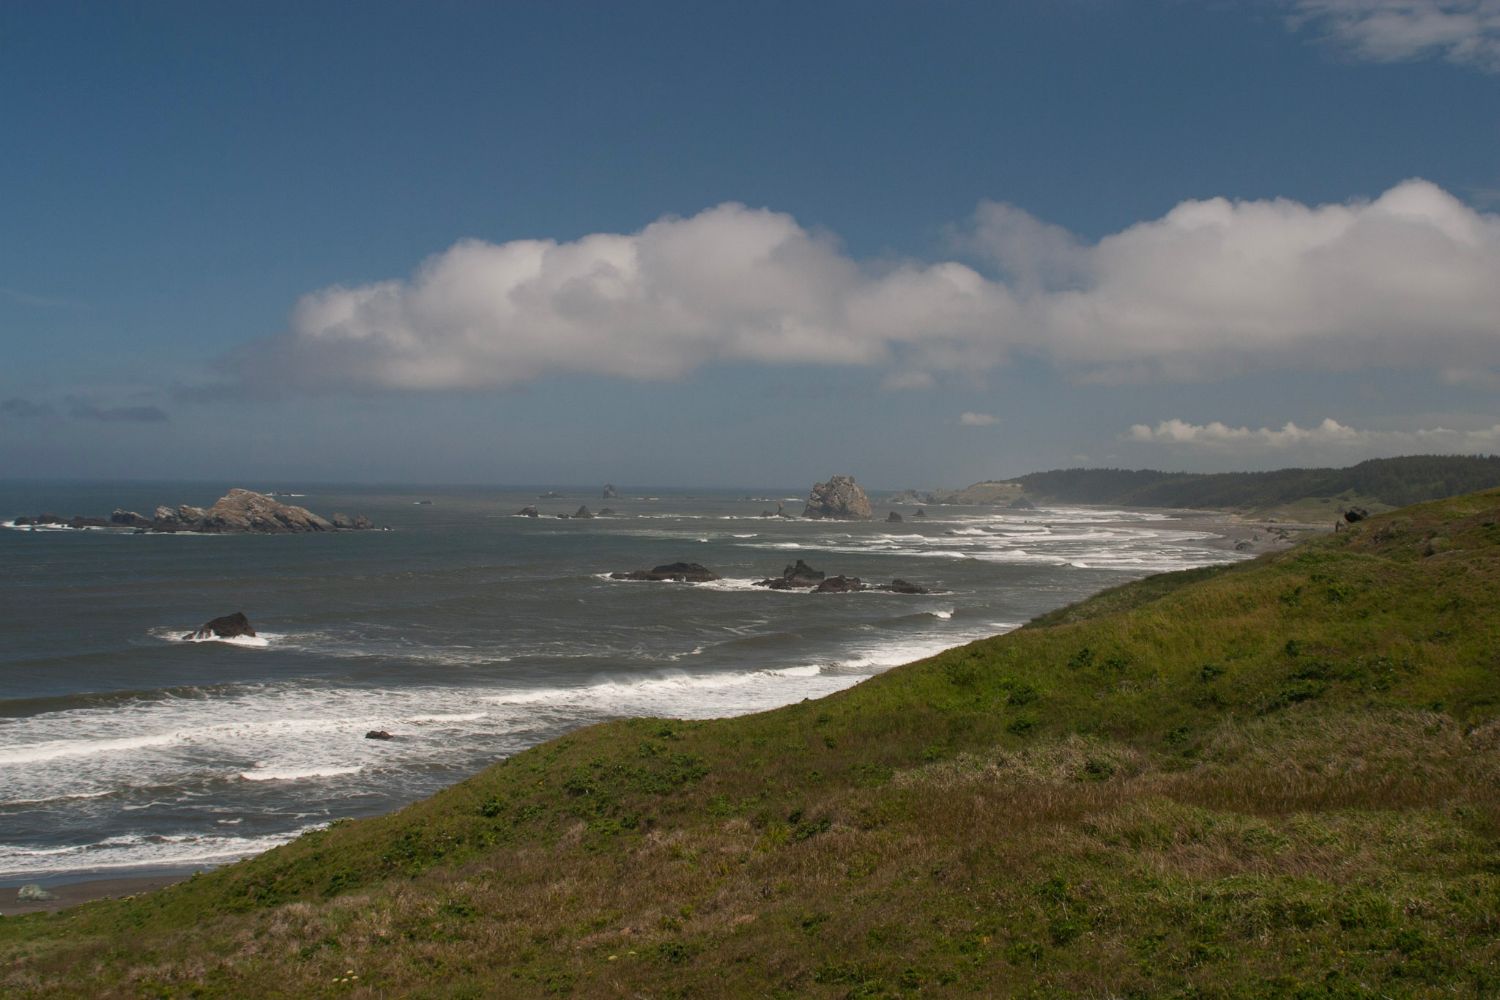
[959,412,999,427]
[1289,0,1500,72]
[1128,416,1500,452]
[233,180,1500,392]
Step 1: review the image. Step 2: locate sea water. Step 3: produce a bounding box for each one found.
[0,482,1246,882]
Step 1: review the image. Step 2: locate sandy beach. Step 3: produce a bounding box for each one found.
[2,874,191,916]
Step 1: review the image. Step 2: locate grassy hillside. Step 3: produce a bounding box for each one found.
[941,455,1500,514]
[5,491,1500,997]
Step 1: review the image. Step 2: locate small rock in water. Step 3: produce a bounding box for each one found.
[183,612,256,641]
[365,730,395,741]
[17,884,58,902]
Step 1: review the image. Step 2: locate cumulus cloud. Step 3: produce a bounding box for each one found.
[1127,416,1500,452]
[1289,0,1500,72]
[229,180,1500,393]
[959,412,999,426]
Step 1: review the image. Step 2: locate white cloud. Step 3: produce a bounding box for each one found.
[233,180,1500,392]
[959,412,999,426]
[1127,416,1500,451]
[1289,0,1500,72]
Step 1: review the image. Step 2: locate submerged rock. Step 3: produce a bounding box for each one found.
[183,612,256,641]
[803,475,873,520]
[611,562,721,583]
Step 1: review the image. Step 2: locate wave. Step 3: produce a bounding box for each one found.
[0,825,325,878]
[239,765,362,782]
[152,627,281,649]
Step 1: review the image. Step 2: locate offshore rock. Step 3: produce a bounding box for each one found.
[602,484,618,499]
[184,612,256,641]
[815,574,864,593]
[881,578,929,594]
[755,559,827,590]
[15,490,369,534]
[331,513,374,530]
[365,730,395,741]
[803,475,873,520]
[574,506,595,519]
[886,511,903,523]
[611,562,721,583]
[516,505,540,517]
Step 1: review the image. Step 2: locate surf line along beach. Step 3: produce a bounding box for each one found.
[0,484,1281,903]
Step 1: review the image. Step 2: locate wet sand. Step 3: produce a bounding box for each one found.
[2,874,191,915]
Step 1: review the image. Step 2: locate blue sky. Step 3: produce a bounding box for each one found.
[2,1,1498,488]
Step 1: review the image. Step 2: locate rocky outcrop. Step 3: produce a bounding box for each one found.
[914,508,926,518]
[886,511,903,523]
[574,506,595,519]
[611,562,721,583]
[803,475,873,520]
[598,508,616,516]
[755,559,826,590]
[516,505,540,517]
[602,484,618,499]
[755,559,928,594]
[13,490,376,534]
[1344,507,1370,523]
[184,612,256,641]
[365,730,395,741]
[761,502,786,518]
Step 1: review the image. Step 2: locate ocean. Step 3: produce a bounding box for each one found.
[0,481,1248,883]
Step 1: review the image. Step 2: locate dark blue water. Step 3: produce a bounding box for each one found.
[0,481,1245,881]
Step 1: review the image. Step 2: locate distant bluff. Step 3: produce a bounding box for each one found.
[803,474,873,519]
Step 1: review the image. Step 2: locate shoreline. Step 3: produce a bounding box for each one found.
[0,505,1311,916]
[2,873,197,915]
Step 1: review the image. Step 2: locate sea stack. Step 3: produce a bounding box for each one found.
[803,475,874,520]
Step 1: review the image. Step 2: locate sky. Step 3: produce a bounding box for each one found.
[2,0,1498,489]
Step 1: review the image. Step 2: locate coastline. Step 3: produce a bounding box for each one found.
[0,504,1310,917]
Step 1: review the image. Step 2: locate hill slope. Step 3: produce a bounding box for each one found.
[4,491,1500,997]
[934,454,1500,515]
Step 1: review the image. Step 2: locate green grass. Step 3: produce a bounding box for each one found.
[5,490,1500,997]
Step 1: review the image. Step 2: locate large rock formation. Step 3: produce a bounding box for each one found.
[154,489,345,533]
[12,489,377,534]
[611,562,721,583]
[803,475,873,520]
[183,612,256,641]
